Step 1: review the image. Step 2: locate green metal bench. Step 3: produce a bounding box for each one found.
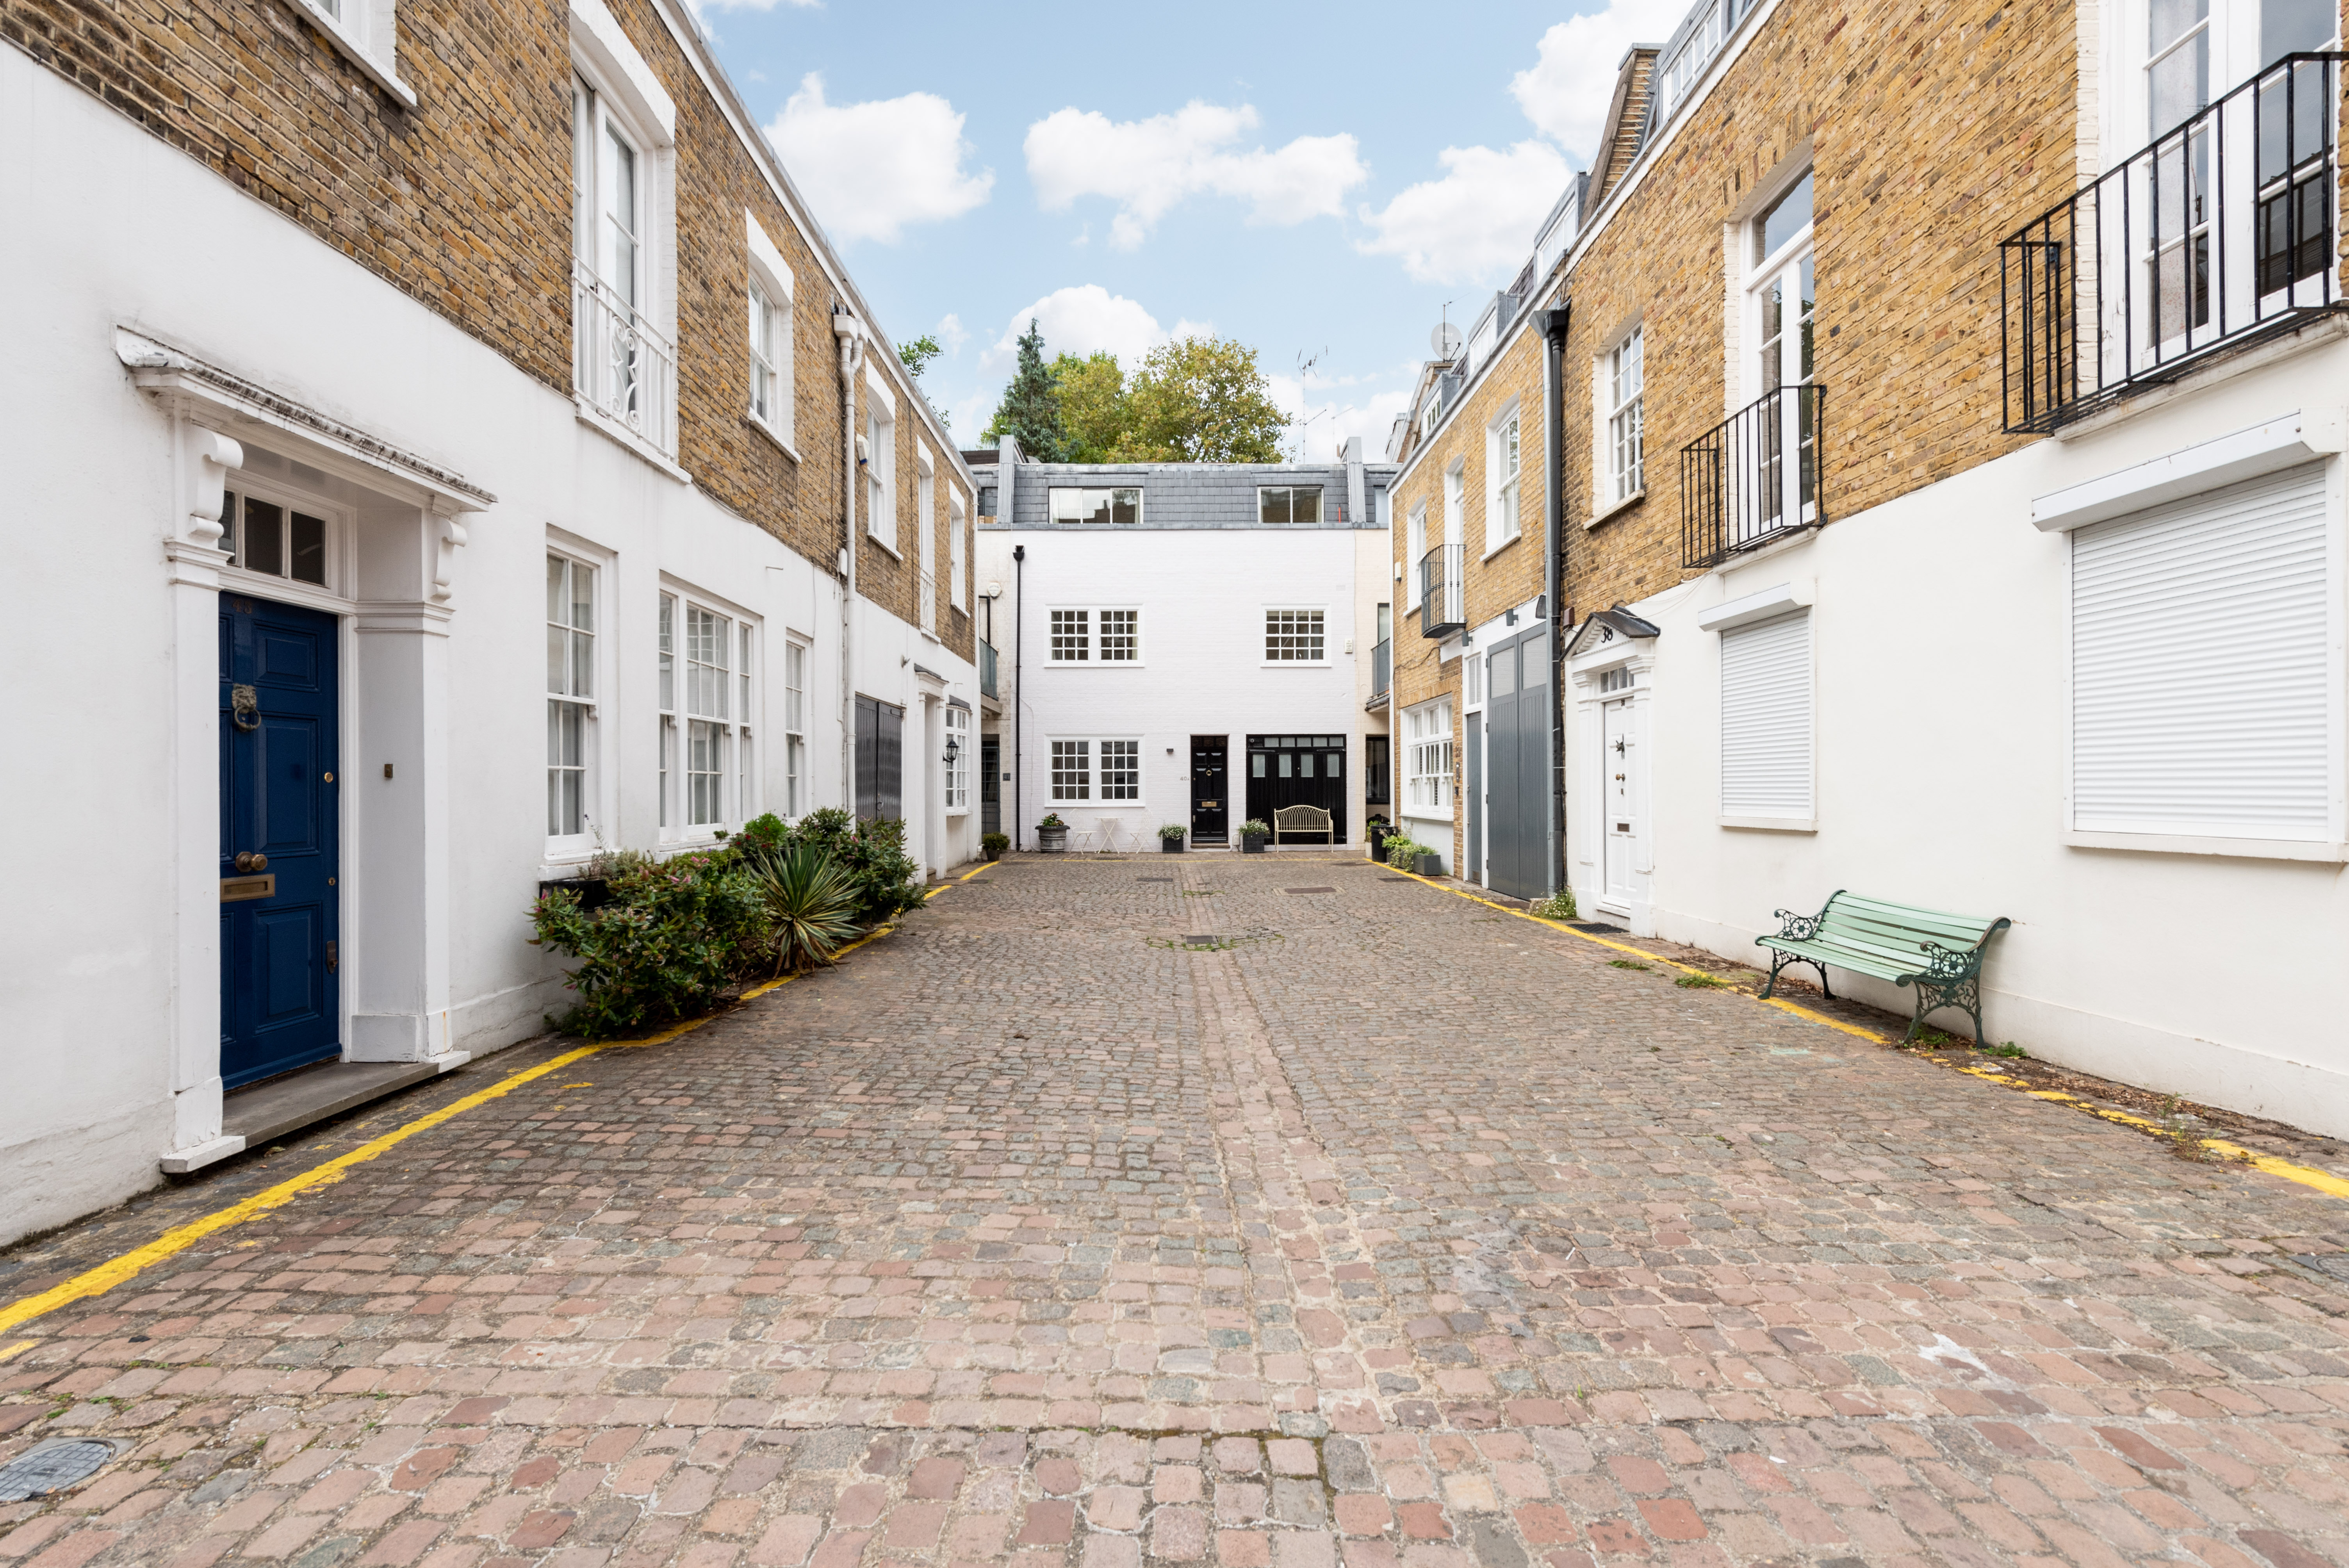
[1756,891,2010,1045]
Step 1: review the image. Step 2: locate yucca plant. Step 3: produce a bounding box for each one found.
[756,845,863,977]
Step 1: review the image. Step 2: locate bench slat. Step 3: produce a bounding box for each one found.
[1823,896,2001,939]
[1819,914,1985,956]
[1774,934,1944,971]
[1759,938,1934,980]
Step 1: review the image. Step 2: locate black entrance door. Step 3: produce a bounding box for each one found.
[980,734,1001,837]
[1244,734,1347,844]
[855,695,904,821]
[1190,736,1229,844]
[220,593,341,1089]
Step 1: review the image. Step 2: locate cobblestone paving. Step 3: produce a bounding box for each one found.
[5,856,2349,1568]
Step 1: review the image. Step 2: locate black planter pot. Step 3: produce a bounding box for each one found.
[1160,837,1185,853]
[1411,853,1442,877]
[1240,833,1268,854]
[537,875,612,912]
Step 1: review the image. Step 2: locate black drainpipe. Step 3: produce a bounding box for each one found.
[1012,543,1026,851]
[1536,303,1573,900]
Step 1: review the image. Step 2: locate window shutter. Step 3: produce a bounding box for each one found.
[1720,610,1812,818]
[2072,462,2329,837]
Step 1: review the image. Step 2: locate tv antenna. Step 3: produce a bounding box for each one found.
[1292,346,1328,461]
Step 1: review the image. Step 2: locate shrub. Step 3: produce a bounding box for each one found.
[745,807,926,926]
[1528,889,1578,921]
[981,831,1009,861]
[1240,819,1271,837]
[1157,823,1188,841]
[531,852,766,1040]
[1385,837,1433,869]
[754,844,863,976]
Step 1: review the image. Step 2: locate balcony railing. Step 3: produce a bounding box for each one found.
[573,262,678,458]
[2001,53,2346,434]
[1419,544,1464,636]
[1370,636,1391,702]
[979,640,999,699]
[1681,384,1825,568]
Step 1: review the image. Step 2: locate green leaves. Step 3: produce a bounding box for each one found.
[755,845,863,977]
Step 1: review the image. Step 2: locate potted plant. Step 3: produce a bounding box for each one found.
[1036,813,1069,854]
[1413,847,1443,877]
[1365,814,1391,861]
[1239,818,1270,854]
[981,832,1009,862]
[1158,823,1188,853]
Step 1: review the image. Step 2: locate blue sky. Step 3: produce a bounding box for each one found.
[692,0,1681,457]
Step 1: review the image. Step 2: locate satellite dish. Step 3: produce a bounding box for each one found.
[1431,322,1463,358]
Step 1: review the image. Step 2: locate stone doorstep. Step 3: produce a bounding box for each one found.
[159,1054,471,1175]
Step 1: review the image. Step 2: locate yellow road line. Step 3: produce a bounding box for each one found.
[0,1340,36,1363]
[0,868,996,1333]
[1381,866,2349,1201]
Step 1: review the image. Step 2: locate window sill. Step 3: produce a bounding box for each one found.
[864,529,904,562]
[1584,488,1645,530]
[746,414,802,464]
[575,399,690,484]
[1720,815,1816,833]
[946,807,971,818]
[1046,660,1149,670]
[1260,661,1334,670]
[2064,829,2349,863]
[290,0,419,108]
[1480,531,1523,563]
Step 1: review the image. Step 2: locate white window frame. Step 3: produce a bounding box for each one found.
[1407,501,1427,588]
[1256,485,1325,524]
[1048,486,1144,525]
[945,704,972,814]
[1263,607,1330,667]
[663,581,761,839]
[1404,699,1454,816]
[1047,606,1144,665]
[569,17,678,464]
[917,444,938,634]
[863,366,898,556]
[546,549,603,858]
[1048,736,1144,804]
[1485,404,1522,556]
[290,0,416,107]
[782,636,809,818]
[658,590,677,834]
[1607,326,1645,508]
[2107,0,2339,159]
[745,211,795,451]
[948,488,968,613]
[219,478,354,606]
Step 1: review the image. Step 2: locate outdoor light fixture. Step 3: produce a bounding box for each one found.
[944,736,961,766]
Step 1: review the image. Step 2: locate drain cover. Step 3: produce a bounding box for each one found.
[1283,887,1335,894]
[2296,1254,2349,1283]
[1136,877,1173,883]
[0,1441,114,1503]
[1568,921,1625,934]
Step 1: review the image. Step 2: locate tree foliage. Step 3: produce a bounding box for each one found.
[897,334,943,380]
[981,319,1065,460]
[982,327,1288,463]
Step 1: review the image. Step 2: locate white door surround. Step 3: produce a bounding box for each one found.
[119,329,492,1170]
[1567,611,1658,931]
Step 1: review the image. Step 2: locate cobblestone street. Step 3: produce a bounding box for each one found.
[4,857,2348,1568]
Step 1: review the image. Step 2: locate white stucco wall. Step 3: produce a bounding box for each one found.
[0,55,966,1244]
[1572,332,2349,1138]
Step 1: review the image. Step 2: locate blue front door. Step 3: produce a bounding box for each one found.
[220,594,342,1089]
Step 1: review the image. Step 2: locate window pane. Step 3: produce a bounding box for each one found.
[1261,488,1290,524]
[1111,488,1140,524]
[2264,0,2333,64]
[1100,609,1138,661]
[658,593,675,712]
[1298,754,1314,778]
[1051,609,1090,661]
[1292,487,1320,524]
[1253,753,1266,777]
[244,499,284,577]
[290,511,326,585]
[1757,170,1813,261]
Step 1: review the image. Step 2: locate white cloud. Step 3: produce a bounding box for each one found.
[984,285,1173,372]
[1267,374,1417,463]
[934,314,969,354]
[1355,140,1575,286]
[765,73,992,244]
[1512,1,1682,158]
[1024,102,1366,249]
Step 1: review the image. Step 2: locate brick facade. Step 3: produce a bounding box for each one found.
[2,0,968,650]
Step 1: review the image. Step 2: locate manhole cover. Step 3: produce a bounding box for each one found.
[1284,887,1335,894]
[0,1441,114,1503]
[2296,1254,2349,1283]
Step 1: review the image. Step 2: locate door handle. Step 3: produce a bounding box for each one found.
[326,941,338,973]
[233,851,270,872]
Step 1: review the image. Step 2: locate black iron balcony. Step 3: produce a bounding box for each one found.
[1419,544,1463,636]
[1680,383,1825,569]
[1369,636,1391,702]
[979,640,999,699]
[2001,52,2346,435]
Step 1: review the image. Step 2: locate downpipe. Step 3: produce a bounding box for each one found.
[834,308,865,813]
[1536,302,1572,901]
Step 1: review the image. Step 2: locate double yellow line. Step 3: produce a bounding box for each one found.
[1381,866,2349,1201]
[0,861,998,1338]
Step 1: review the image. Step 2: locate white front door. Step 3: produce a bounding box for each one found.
[1602,698,1638,907]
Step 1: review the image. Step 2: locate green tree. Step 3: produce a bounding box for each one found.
[1050,351,1128,462]
[980,319,1065,459]
[1117,336,1289,463]
[897,334,943,380]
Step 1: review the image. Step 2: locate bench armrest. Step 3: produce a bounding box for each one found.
[1913,941,1979,982]
[1765,893,1840,943]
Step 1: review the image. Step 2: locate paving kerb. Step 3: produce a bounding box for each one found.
[0,855,2344,1568]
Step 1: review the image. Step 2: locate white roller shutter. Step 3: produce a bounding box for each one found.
[2072,462,2329,837]
[1720,610,1813,818]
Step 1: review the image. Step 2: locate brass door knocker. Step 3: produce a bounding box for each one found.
[231,684,260,731]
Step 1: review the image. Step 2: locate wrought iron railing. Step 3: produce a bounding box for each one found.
[2001,53,2346,434]
[1681,384,1825,568]
[1418,544,1463,636]
[1370,636,1391,701]
[572,262,678,458]
[979,640,998,699]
